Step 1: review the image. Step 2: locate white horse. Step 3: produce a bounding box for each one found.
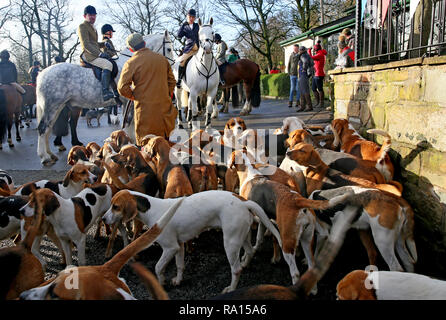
[36,31,174,165]
[172,18,219,130]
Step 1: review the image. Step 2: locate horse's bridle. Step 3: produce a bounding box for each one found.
[195,24,218,94]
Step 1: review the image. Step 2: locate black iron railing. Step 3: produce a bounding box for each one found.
[355,0,446,66]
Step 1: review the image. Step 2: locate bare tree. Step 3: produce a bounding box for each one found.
[215,0,292,71]
[105,0,163,35]
[0,0,12,31]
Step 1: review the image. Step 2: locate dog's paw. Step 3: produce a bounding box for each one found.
[221,286,234,294]
[171,276,182,286]
[270,256,281,264]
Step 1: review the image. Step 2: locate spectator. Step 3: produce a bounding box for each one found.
[296,45,314,112]
[342,28,355,52]
[269,66,280,74]
[287,44,300,108]
[28,60,41,86]
[214,33,228,86]
[308,40,327,108]
[335,35,355,69]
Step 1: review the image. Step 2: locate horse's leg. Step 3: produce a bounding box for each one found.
[175,87,184,129]
[188,92,198,130]
[14,113,21,142]
[70,107,83,146]
[222,88,229,113]
[38,104,65,165]
[205,95,214,129]
[7,120,13,148]
[211,97,219,119]
[240,83,252,116]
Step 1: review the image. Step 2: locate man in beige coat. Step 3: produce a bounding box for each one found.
[118,33,177,146]
[77,5,114,101]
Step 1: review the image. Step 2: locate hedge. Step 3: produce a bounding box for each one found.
[260,73,290,97]
[261,73,331,99]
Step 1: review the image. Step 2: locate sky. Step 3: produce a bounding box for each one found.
[1,0,239,56]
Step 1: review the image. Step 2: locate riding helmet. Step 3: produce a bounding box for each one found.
[84,5,97,15]
[214,33,221,42]
[0,50,10,60]
[33,60,40,66]
[54,56,64,63]
[101,24,116,34]
[188,9,196,17]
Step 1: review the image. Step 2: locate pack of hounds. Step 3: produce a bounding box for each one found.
[0,116,445,300]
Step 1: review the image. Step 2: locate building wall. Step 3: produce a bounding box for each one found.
[328,56,446,275]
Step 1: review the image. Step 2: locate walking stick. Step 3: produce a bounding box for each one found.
[121,99,133,130]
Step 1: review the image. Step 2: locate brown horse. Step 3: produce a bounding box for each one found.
[21,84,36,127]
[0,85,23,149]
[219,59,261,115]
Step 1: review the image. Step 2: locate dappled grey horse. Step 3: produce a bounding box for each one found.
[36,32,174,165]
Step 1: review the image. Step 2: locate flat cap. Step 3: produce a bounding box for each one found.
[126,33,144,50]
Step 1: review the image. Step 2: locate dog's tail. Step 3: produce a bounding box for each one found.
[0,88,7,143]
[102,161,127,190]
[130,262,169,300]
[104,197,184,275]
[291,205,359,298]
[296,193,352,211]
[367,129,392,162]
[245,200,282,248]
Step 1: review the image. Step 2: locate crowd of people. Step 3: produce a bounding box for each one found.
[286,28,355,112]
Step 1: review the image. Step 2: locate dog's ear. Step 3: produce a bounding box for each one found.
[308,148,321,167]
[62,168,73,187]
[123,197,138,223]
[42,193,60,216]
[302,131,314,145]
[135,195,150,212]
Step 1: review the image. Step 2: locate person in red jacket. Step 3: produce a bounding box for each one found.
[308,40,327,108]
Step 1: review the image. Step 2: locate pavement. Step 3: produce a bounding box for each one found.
[0,98,332,180]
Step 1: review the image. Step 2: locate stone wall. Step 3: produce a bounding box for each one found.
[328,56,446,275]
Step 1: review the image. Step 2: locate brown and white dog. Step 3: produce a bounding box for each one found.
[229,151,351,292]
[144,136,193,198]
[0,200,44,300]
[336,270,446,300]
[0,169,14,196]
[285,129,386,184]
[0,195,29,241]
[21,184,115,266]
[310,186,417,273]
[102,189,281,293]
[331,119,394,181]
[106,129,133,151]
[285,143,402,196]
[224,117,247,145]
[19,199,183,300]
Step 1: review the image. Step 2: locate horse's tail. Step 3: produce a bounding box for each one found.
[0,88,8,143]
[250,66,261,108]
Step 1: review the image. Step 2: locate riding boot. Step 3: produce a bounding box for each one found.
[319,90,325,109]
[304,93,313,111]
[296,96,305,112]
[101,69,114,101]
[312,91,320,108]
[177,65,185,88]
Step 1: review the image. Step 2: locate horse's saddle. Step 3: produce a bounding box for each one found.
[80,55,118,82]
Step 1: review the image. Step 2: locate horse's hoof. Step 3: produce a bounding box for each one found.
[0,145,2,150]
[42,159,54,166]
[178,124,184,129]
[50,154,59,161]
[58,145,66,152]
[26,123,30,128]
[9,143,14,148]
[16,137,21,142]
[188,122,192,129]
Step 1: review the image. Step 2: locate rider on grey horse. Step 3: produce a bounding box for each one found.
[77,5,114,101]
[176,8,200,88]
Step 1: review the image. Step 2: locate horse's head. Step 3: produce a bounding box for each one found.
[198,18,214,54]
[143,31,175,66]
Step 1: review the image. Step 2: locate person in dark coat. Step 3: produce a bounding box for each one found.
[176,8,200,88]
[296,46,314,112]
[28,60,41,86]
[0,50,25,94]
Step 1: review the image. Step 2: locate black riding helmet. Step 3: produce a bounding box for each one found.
[54,56,63,63]
[33,60,40,66]
[0,50,10,60]
[101,24,115,35]
[214,33,221,42]
[84,5,97,15]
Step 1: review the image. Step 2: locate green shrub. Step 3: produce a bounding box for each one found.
[260,73,290,97]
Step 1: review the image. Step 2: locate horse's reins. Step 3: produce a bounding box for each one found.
[195,25,218,94]
[115,38,175,66]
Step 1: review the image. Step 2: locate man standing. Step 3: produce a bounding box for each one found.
[287,44,300,108]
[176,9,200,88]
[296,46,314,112]
[77,5,114,101]
[0,50,26,95]
[308,41,327,108]
[118,33,177,145]
[214,33,227,86]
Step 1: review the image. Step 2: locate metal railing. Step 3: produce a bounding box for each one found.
[355,0,446,66]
